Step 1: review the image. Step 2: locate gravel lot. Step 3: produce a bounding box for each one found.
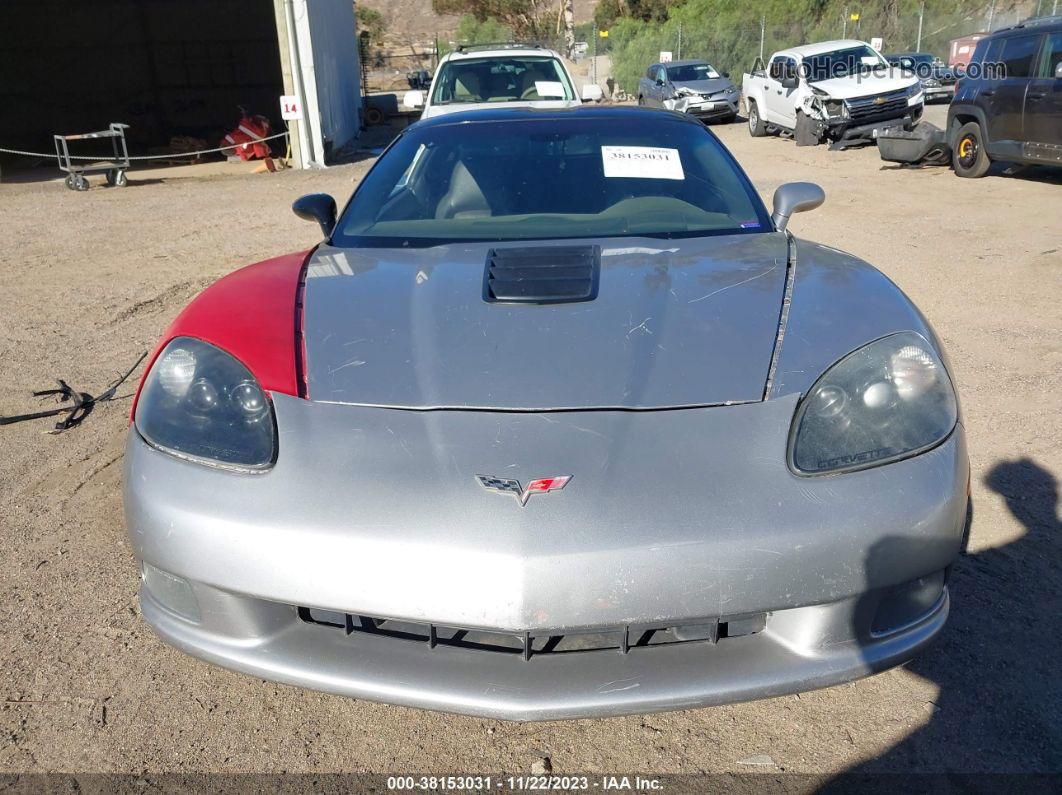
[1,105,1059,778]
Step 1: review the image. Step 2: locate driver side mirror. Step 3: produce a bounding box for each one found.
[771,182,825,232]
[581,84,603,102]
[1056,62,1062,79]
[403,89,425,109]
[781,75,799,89]
[722,71,730,79]
[656,79,666,87]
[292,193,337,238]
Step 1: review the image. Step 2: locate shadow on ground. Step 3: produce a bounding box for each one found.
[824,457,1061,789]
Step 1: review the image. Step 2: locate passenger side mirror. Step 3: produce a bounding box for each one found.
[781,75,799,89]
[771,182,825,232]
[292,193,337,238]
[403,89,425,109]
[581,84,604,102]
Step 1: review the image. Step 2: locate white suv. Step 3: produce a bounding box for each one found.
[403,43,600,119]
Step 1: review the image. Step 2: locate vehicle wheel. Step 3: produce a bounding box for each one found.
[747,101,766,137]
[114,170,128,187]
[365,106,385,125]
[105,169,117,186]
[64,174,77,190]
[74,175,89,191]
[953,121,991,178]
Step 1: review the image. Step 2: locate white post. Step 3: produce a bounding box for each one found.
[759,15,766,62]
[843,7,848,38]
[987,1,996,31]
[917,1,924,51]
[677,21,682,61]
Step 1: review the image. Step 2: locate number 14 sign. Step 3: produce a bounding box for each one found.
[279,95,303,121]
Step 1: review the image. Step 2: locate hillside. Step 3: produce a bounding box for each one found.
[358,0,600,43]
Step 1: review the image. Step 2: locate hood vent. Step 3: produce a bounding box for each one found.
[484,245,600,305]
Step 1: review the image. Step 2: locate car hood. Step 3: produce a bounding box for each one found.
[673,77,733,95]
[811,73,918,99]
[301,233,789,410]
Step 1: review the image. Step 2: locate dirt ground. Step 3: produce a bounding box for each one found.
[1,105,1060,779]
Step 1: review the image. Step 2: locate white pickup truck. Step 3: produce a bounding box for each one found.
[742,40,924,146]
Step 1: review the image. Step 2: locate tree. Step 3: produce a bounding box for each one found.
[355,4,387,43]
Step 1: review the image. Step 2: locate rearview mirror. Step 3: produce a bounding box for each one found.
[292,193,337,238]
[581,84,604,102]
[771,182,825,232]
[403,89,425,109]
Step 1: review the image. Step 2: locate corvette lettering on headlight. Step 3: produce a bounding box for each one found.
[789,332,957,475]
[135,337,277,471]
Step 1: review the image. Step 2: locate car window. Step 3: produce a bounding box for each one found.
[999,34,1042,79]
[334,117,772,247]
[1039,32,1062,79]
[667,63,721,81]
[655,67,668,83]
[431,56,574,105]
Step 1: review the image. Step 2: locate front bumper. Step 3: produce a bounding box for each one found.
[125,393,968,719]
[668,97,738,120]
[140,576,950,720]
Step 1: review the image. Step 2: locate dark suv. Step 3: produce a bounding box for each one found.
[948,16,1062,177]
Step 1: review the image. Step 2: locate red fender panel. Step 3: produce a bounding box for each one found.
[132,250,312,418]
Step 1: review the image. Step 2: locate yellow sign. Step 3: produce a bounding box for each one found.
[850,13,860,21]
[599,30,609,38]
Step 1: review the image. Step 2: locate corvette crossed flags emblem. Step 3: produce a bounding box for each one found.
[476,474,572,506]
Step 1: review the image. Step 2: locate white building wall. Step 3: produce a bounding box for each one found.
[283,0,361,167]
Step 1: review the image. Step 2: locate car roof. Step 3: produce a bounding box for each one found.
[776,39,873,58]
[442,47,563,63]
[407,105,705,132]
[993,15,1062,34]
[660,59,711,67]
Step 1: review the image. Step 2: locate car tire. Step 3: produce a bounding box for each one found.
[953,121,991,178]
[747,101,766,137]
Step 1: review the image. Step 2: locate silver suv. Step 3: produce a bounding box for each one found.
[403,43,600,119]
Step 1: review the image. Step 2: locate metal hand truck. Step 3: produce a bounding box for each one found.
[54,123,130,191]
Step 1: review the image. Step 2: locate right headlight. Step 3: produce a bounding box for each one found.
[789,332,957,475]
[135,337,277,472]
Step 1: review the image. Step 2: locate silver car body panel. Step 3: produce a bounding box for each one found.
[126,228,970,718]
[303,234,789,410]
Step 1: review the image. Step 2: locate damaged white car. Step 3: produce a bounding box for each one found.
[743,40,924,146]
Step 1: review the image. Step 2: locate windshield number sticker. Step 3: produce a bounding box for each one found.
[601,146,684,180]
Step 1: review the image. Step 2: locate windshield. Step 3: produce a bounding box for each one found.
[804,46,888,82]
[667,62,721,82]
[431,56,574,105]
[334,116,771,248]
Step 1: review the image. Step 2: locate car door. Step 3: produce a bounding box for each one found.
[1024,31,1062,155]
[765,56,798,127]
[982,32,1043,149]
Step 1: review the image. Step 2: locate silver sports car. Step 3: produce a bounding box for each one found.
[125,107,968,720]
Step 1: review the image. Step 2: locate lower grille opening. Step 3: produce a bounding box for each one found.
[298,608,766,660]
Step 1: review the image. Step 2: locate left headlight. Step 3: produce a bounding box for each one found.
[135,337,277,472]
[789,332,957,475]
